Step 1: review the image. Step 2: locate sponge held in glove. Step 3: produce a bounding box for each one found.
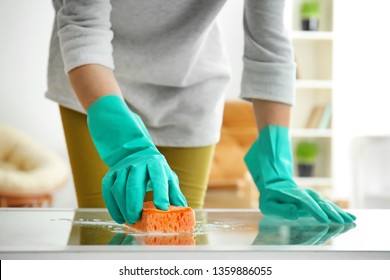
[125,201,195,233]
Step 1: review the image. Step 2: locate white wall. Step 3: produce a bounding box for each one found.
[0,0,64,153]
[0,0,77,207]
[333,0,390,204]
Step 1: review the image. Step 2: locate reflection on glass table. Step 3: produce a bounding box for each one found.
[3,209,390,259]
[253,216,356,246]
[65,210,355,246]
[67,211,247,246]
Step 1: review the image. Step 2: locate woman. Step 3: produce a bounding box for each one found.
[46,0,355,225]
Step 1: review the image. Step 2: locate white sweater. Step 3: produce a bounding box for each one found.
[46,0,295,147]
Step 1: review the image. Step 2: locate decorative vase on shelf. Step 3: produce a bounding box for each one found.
[300,0,320,31]
[295,141,318,177]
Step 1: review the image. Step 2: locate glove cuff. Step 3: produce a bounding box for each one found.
[87,95,154,166]
[244,125,295,191]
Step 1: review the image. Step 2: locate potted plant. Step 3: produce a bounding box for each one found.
[300,0,320,31]
[295,141,318,177]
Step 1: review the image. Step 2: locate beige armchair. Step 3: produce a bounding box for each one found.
[0,124,68,207]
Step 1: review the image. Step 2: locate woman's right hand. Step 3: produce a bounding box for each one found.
[87,95,187,224]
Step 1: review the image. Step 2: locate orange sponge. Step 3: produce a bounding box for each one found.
[126,201,195,233]
[134,233,195,246]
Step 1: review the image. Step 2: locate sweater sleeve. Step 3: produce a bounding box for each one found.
[240,0,296,105]
[56,0,114,73]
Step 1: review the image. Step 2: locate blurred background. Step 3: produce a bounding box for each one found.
[1,0,390,209]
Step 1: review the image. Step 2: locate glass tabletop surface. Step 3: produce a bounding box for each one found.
[0,208,388,251]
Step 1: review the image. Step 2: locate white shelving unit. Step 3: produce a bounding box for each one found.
[292,30,333,41]
[287,0,335,199]
[295,80,332,90]
[291,128,332,138]
[294,176,332,187]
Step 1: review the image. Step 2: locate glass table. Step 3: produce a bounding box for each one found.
[0,208,389,259]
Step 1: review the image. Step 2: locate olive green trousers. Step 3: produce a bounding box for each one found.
[59,106,215,209]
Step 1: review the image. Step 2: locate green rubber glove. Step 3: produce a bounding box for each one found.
[109,233,138,246]
[244,125,356,224]
[87,95,187,225]
[252,216,356,245]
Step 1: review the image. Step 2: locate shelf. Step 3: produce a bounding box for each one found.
[291,31,333,41]
[365,192,390,199]
[296,79,333,89]
[294,177,333,187]
[291,129,332,138]
[288,0,334,198]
